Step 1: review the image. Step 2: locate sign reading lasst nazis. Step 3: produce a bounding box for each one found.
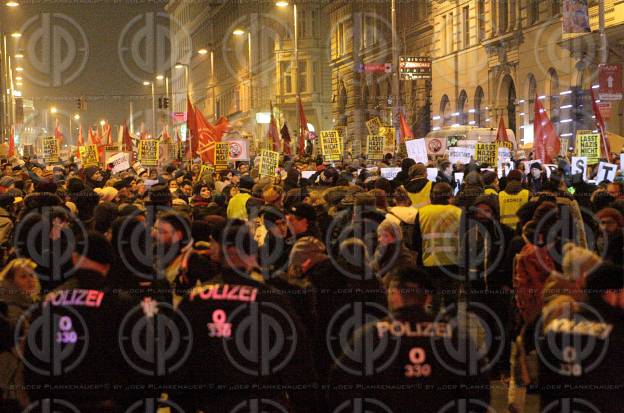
[42,137,60,163]
[320,130,342,161]
[138,140,159,166]
[367,135,385,160]
[474,143,498,165]
[79,144,99,167]
[214,142,230,171]
[258,149,279,177]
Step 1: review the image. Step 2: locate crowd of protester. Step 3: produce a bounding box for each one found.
[0,151,622,412]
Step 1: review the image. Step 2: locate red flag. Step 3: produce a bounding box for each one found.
[268,102,280,152]
[187,95,197,159]
[76,125,84,158]
[8,126,14,157]
[281,122,292,156]
[399,112,414,142]
[54,118,64,145]
[103,123,112,145]
[88,127,98,145]
[161,124,171,142]
[122,121,133,155]
[533,96,561,164]
[496,117,509,142]
[297,96,308,156]
[590,88,610,160]
[195,108,218,164]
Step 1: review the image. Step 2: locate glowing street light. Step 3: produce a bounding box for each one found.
[275,1,289,6]
[232,29,245,36]
[15,67,23,72]
[99,120,106,126]
[10,32,21,38]
[156,75,164,80]
[6,1,19,6]
[15,76,22,80]
[50,107,58,114]
[74,114,80,120]
[197,48,208,55]
[14,53,23,59]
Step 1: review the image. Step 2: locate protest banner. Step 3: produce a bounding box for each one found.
[214,142,230,171]
[571,156,588,179]
[366,117,382,135]
[497,141,513,151]
[380,167,401,180]
[258,149,279,177]
[79,144,99,167]
[448,146,474,164]
[426,168,438,182]
[425,137,446,156]
[42,137,60,163]
[381,127,396,154]
[474,143,497,165]
[320,130,342,161]
[596,162,618,183]
[405,138,428,163]
[366,135,385,160]
[138,140,159,167]
[226,139,249,161]
[576,133,601,164]
[109,152,131,174]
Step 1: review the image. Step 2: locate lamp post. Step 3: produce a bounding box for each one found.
[143,80,156,137]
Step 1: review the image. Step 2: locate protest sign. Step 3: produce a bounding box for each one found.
[425,137,446,156]
[198,164,214,181]
[381,127,396,154]
[109,152,131,174]
[498,146,511,162]
[132,161,146,176]
[426,168,438,182]
[226,139,249,161]
[571,156,588,178]
[405,138,428,163]
[138,140,159,166]
[454,172,464,185]
[497,161,512,178]
[366,117,382,135]
[448,146,474,164]
[79,144,99,167]
[42,137,60,163]
[301,170,316,180]
[23,144,34,158]
[596,162,618,183]
[576,133,601,164]
[380,167,401,180]
[366,135,385,160]
[320,130,342,161]
[214,142,230,171]
[474,143,498,165]
[258,149,279,177]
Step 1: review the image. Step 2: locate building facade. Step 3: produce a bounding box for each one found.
[324,0,433,150]
[166,0,333,152]
[430,0,624,147]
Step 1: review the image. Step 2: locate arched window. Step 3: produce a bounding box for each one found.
[440,94,450,126]
[457,90,468,125]
[547,68,560,122]
[474,86,484,126]
[526,74,537,123]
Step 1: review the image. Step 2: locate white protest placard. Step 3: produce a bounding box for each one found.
[380,167,401,180]
[523,160,542,174]
[498,147,511,162]
[454,172,464,185]
[426,168,438,182]
[497,161,512,178]
[301,170,316,179]
[448,146,474,164]
[109,152,131,174]
[596,162,618,183]
[405,138,428,164]
[571,156,588,178]
[621,154,624,171]
[543,164,558,179]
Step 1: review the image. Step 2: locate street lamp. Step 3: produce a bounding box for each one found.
[143,80,156,137]
[232,29,245,36]
[74,114,80,120]
[6,1,19,6]
[275,1,289,6]
[15,67,23,72]
[10,32,21,38]
[99,120,105,126]
[14,53,23,59]
[197,48,208,55]
[50,107,57,114]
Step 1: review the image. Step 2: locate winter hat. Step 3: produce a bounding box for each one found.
[239,175,255,191]
[67,177,85,194]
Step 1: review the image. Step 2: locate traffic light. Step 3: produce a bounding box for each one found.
[163,98,169,109]
[76,97,86,111]
[158,97,163,109]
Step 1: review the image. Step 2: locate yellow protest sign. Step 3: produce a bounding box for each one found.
[366,117,382,135]
[79,144,99,167]
[576,133,601,164]
[42,137,60,163]
[496,141,513,151]
[258,149,280,177]
[198,164,214,181]
[475,143,498,165]
[381,127,396,154]
[367,135,385,160]
[138,140,159,167]
[214,142,230,171]
[320,130,342,161]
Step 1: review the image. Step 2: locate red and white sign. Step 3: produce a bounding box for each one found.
[359,63,392,73]
[598,64,623,101]
[173,112,187,122]
[425,137,447,155]
[598,102,612,121]
[225,139,249,161]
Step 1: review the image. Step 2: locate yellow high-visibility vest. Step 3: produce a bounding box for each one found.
[418,204,462,267]
[484,188,498,196]
[498,189,529,229]
[407,180,432,209]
